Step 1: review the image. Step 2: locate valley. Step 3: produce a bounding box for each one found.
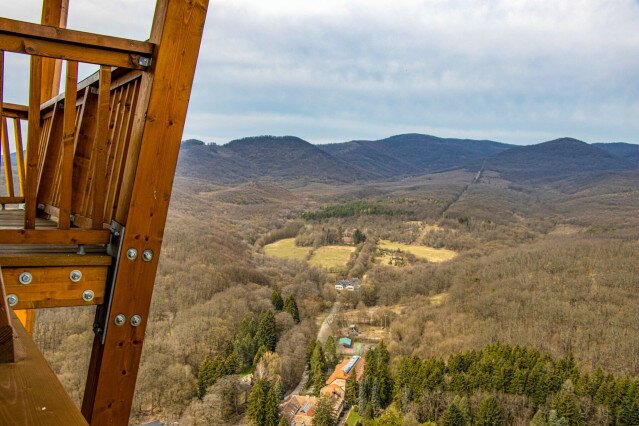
[23,134,639,425]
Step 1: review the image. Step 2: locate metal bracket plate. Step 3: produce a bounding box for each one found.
[94,220,125,344]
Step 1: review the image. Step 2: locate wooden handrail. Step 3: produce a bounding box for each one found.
[0,18,154,70]
[1,103,28,120]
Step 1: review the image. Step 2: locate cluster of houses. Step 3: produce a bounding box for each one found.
[280,355,365,425]
[334,278,360,292]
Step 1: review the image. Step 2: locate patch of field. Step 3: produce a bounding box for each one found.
[346,408,363,426]
[262,238,311,261]
[378,240,456,262]
[549,224,581,235]
[308,245,355,271]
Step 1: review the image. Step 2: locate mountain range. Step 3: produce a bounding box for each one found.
[176,134,639,186]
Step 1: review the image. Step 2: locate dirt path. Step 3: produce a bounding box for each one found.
[286,302,340,397]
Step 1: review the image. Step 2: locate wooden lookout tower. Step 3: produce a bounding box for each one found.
[0,0,209,423]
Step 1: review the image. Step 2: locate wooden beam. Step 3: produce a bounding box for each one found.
[0,311,88,425]
[1,103,28,120]
[2,118,15,197]
[0,229,110,245]
[1,266,107,309]
[58,61,77,229]
[0,269,16,364]
[91,67,110,230]
[40,0,69,103]
[0,197,24,204]
[0,18,153,70]
[81,0,209,423]
[25,56,42,229]
[0,253,111,267]
[13,119,26,196]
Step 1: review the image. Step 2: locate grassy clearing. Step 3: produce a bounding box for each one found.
[308,245,356,271]
[346,408,362,426]
[262,238,311,261]
[378,240,456,262]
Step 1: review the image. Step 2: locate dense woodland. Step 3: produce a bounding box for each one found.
[29,140,639,425]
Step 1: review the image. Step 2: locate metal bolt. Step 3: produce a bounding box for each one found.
[7,294,18,307]
[130,315,142,327]
[138,56,152,67]
[114,314,126,326]
[126,248,138,260]
[82,290,95,302]
[18,272,32,285]
[70,270,82,282]
[142,249,153,262]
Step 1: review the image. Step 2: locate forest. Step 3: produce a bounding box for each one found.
[28,162,639,424]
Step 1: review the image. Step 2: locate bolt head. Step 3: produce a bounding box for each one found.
[114,314,126,326]
[18,272,32,285]
[126,248,138,260]
[142,249,153,262]
[130,315,142,327]
[70,270,82,282]
[82,290,95,302]
[7,294,18,307]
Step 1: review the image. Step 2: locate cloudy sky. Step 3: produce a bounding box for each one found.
[5,0,639,145]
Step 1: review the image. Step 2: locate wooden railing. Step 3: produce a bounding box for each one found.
[0,20,153,245]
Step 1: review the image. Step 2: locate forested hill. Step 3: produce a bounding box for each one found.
[319,133,513,178]
[478,138,637,184]
[175,136,379,184]
[175,134,639,186]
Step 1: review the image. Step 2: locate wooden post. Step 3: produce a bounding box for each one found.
[81,0,209,424]
[40,0,69,103]
[58,60,77,229]
[0,268,16,364]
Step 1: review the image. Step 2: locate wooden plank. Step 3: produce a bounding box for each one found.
[91,67,110,230]
[25,56,42,229]
[40,0,69,104]
[0,253,111,267]
[13,118,26,196]
[1,103,28,120]
[1,118,14,197]
[0,18,153,70]
[58,61,78,229]
[1,266,107,309]
[81,1,209,424]
[0,197,24,204]
[0,229,110,245]
[0,311,88,425]
[0,268,16,363]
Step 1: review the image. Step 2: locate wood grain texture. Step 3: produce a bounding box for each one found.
[0,269,16,364]
[25,56,42,229]
[0,253,111,267]
[39,0,69,103]
[58,61,77,229]
[81,0,209,423]
[1,266,107,309]
[0,311,87,425]
[90,67,110,230]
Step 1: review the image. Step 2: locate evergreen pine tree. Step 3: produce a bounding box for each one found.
[324,336,338,368]
[284,296,300,323]
[313,396,336,426]
[475,396,505,426]
[264,384,280,426]
[256,311,277,351]
[353,229,367,244]
[247,379,270,425]
[271,290,284,311]
[616,400,639,425]
[441,401,468,426]
[278,417,289,426]
[346,373,359,405]
[550,392,584,426]
[310,343,327,395]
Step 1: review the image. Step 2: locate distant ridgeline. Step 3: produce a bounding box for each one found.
[359,342,639,425]
[301,201,404,220]
[177,134,639,186]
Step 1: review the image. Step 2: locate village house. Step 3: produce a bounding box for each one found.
[334,277,360,291]
[319,355,366,420]
[279,395,319,426]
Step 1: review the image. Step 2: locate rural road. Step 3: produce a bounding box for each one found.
[286,302,341,397]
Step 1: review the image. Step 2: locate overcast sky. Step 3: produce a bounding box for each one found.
[5,0,639,145]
